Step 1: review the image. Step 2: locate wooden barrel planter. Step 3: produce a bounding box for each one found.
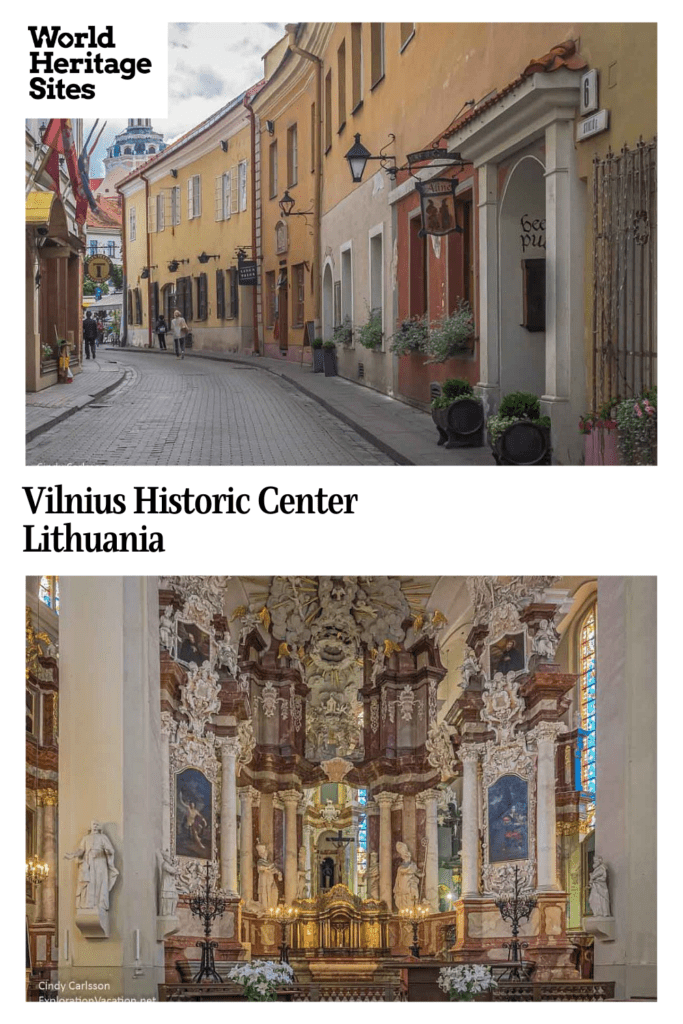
[432,397,485,448]
[490,421,551,465]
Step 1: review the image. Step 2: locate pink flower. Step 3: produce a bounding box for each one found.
[634,403,642,418]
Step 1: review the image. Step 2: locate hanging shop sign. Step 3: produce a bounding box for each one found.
[85,254,112,282]
[576,109,609,142]
[415,177,462,237]
[237,259,257,285]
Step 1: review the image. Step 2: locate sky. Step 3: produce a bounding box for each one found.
[85,22,285,178]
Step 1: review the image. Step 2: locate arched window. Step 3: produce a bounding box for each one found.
[39,576,59,613]
[356,788,367,879]
[579,604,597,829]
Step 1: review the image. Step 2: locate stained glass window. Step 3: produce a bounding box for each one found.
[39,576,59,613]
[579,606,597,829]
[357,788,368,877]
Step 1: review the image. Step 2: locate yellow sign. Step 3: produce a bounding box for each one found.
[85,255,112,282]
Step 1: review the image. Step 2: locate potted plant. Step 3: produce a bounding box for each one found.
[422,301,475,363]
[431,378,485,448]
[487,391,552,465]
[227,960,295,1002]
[580,398,619,465]
[615,387,657,465]
[357,307,383,350]
[390,315,429,357]
[311,337,324,373]
[322,340,337,377]
[437,964,497,1001]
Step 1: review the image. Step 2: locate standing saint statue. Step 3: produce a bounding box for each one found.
[296,845,310,899]
[256,843,282,910]
[65,820,119,915]
[157,849,181,918]
[366,851,380,900]
[588,855,611,918]
[393,841,421,912]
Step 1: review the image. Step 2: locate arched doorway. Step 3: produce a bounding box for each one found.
[322,261,334,342]
[499,156,546,399]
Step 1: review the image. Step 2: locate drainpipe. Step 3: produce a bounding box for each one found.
[116,185,128,345]
[141,172,153,347]
[244,92,261,355]
[285,23,322,332]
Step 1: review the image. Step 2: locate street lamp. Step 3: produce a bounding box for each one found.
[278,191,314,219]
[197,252,220,264]
[167,259,189,273]
[140,265,157,279]
[344,133,397,183]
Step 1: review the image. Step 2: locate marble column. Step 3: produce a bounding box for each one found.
[37,789,58,923]
[239,787,258,902]
[532,721,564,891]
[459,745,481,897]
[58,577,163,1000]
[376,792,395,910]
[220,737,240,893]
[282,790,301,905]
[418,790,439,912]
[160,712,174,853]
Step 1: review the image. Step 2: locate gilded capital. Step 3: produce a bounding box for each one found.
[36,788,58,807]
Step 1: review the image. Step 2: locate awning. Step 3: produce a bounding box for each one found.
[25,189,55,227]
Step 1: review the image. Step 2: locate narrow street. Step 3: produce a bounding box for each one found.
[26,350,397,466]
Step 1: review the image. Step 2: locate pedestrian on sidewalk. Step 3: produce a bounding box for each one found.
[171,309,188,359]
[96,317,105,348]
[156,314,168,350]
[83,310,98,360]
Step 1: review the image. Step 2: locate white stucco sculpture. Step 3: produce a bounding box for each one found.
[296,845,310,899]
[157,849,181,918]
[65,820,119,937]
[588,855,611,918]
[366,851,380,900]
[393,841,421,911]
[532,618,560,660]
[256,843,282,910]
[159,605,176,651]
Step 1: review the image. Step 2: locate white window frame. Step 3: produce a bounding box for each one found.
[368,222,385,350]
[188,174,201,220]
[238,160,248,212]
[156,192,165,232]
[340,239,354,347]
[129,205,136,241]
[288,125,298,187]
[171,185,181,226]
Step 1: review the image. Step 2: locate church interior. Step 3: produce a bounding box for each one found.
[25,575,656,1002]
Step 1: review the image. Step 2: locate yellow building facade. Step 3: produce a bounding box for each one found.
[119,91,259,354]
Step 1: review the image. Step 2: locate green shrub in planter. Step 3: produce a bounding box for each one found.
[390,315,429,357]
[311,338,323,349]
[487,391,551,464]
[431,377,474,410]
[311,337,324,372]
[497,391,541,421]
[357,307,383,350]
[431,378,484,448]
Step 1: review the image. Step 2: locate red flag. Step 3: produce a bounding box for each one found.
[41,119,89,224]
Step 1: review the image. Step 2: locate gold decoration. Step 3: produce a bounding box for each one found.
[36,789,58,807]
[383,639,402,657]
[26,608,52,682]
[277,642,290,659]
[556,821,581,836]
[413,614,425,632]
[258,606,271,630]
[432,610,447,627]
[230,605,247,621]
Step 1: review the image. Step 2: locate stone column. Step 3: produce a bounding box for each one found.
[303,823,313,897]
[376,792,395,910]
[220,737,240,893]
[459,745,481,897]
[58,577,163,1000]
[41,792,58,923]
[531,722,564,891]
[476,162,500,409]
[282,790,301,905]
[160,712,174,852]
[418,790,439,912]
[239,787,258,902]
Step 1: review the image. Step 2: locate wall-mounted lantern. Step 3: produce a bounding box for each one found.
[344,133,397,183]
[197,251,220,264]
[140,265,157,279]
[278,190,314,218]
[167,258,189,273]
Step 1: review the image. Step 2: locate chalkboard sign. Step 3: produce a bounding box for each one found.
[238,260,257,286]
[303,321,316,347]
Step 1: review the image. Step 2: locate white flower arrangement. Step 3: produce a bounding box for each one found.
[228,959,295,1001]
[437,963,497,1001]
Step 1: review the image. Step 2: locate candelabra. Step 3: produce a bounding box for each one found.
[26,856,49,887]
[494,866,537,980]
[189,862,226,983]
[400,903,430,958]
[269,905,298,963]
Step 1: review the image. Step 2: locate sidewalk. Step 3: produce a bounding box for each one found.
[26,357,128,442]
[97,345,493,466]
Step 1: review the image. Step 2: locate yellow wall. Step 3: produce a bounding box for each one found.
[122,181,148,344]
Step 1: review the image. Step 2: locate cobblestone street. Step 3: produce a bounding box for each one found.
[26,351,397,466]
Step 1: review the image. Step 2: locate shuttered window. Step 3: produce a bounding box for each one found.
[238,160,248,212]
[227,268,239,319]
[176,276,193,321]
[371,24,385,88]
[287,125,298,187]
[129,206,136,241]
[293,263,305,326]
[265,271,276,327]
[127,288,133,320]
[134,287,143,325]
[215,172,232,221]
[151,281,159,325]
[196,273,208,321]
[269,142,278,199]
[216,269,225,320]
[157,193,165,232]
[187,174,201,219]
[171,186,181,226]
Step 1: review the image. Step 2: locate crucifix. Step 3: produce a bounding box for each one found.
[322,830,355,890]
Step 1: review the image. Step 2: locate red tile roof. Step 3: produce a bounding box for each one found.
[89,177,104,191]
[443,40,587,139]
[86,196,122,229]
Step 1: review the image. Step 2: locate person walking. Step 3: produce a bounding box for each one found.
[171,309,188,359]
[156,314,169,350]
[82,310,98,360]
[96,317,105,349]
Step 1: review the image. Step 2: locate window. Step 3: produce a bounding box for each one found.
[265,271,276,327]
[215,171,232,221]
[88,240,97,255]
[357,788,368,879]
[227,267,239,319]
[400,23,415,51]
[269,141,278,198]
[287,125,298,187]
[369,227,383,344]
[447,193,474,312]
[156,192,165,232]
[176,276,193,321]
[310,103,316,172]
[341,244,353,339]
[351,24,363,111]
[196,273,208,321]
[337,40,346,132]
[579,605,597,830]
[129,205,136,241]
[134,287,143,324]
[324,70,332,152]
[39,576,59,611]
[150,281,159,325]
[409,215,427,318]
[216,269,225,319]
[370,24,385,88]
[292,263,305,326]
[171,185,181,226]
[107,240,116,257]
[187,174,201,219]
[238,160,248,212]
